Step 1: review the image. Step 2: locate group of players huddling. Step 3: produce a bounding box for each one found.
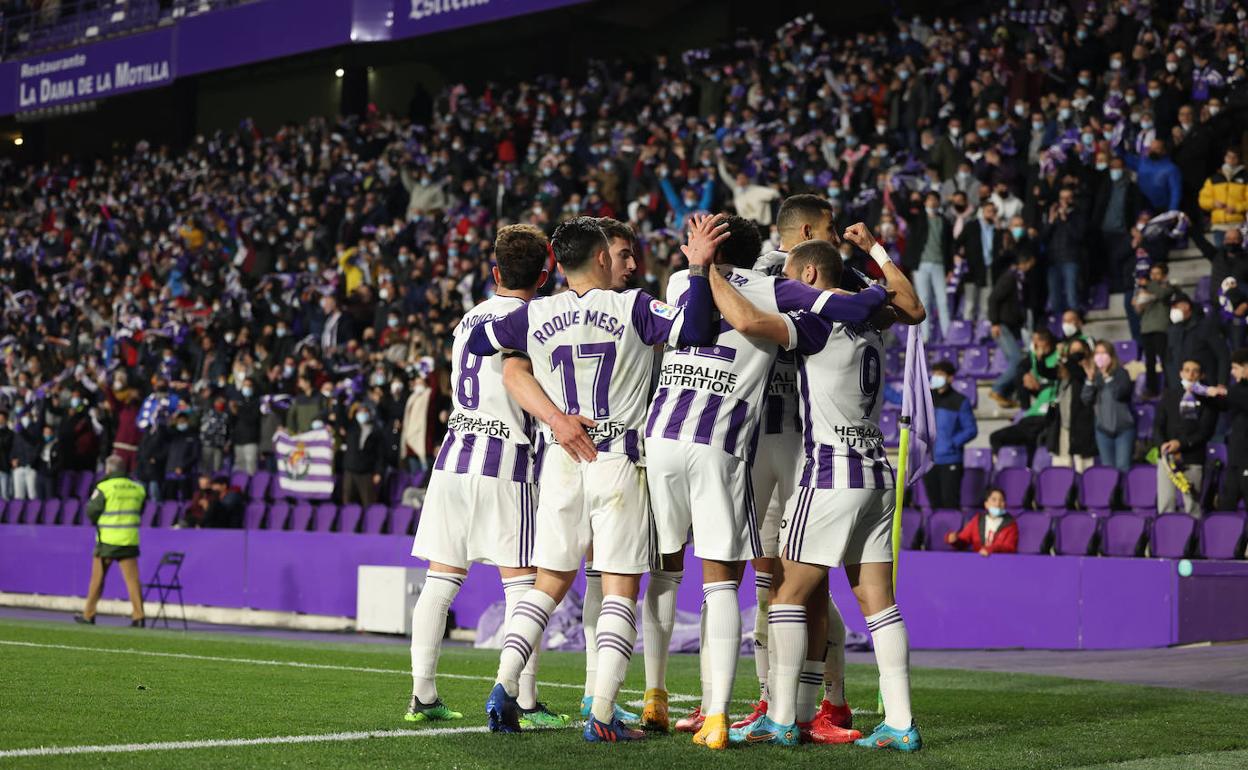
[406,193,926,752]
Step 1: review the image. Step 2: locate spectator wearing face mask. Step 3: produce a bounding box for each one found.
[990,329,1061,460]
[955,201,1002,321]
[1092,156,1143,294]
[1081,341,1137,471]
[717,156,781,225]
[10,415,39,501]
[1125,139,1182,213]
[945,488,1018,556]
[902,190,953,341]
[342,405,383,506]
[200,397,230,474]
[1198,149,1248,245]
[0,412,12,500]
[1057,309,1094,355]
[1193,224,1248,350]
[1043,339,1098,473]
[34,422,62,501]
[164,412,200,501]
[1155,359,1218,516]
[57,389,100,473]
[230,377,262,474]
[1132,262,1175,398]
[1042,187,1086,316]
[1205,348,1248,511]
[1166,293,1230,389]
[288,376,327,434]
[924,361,978,509]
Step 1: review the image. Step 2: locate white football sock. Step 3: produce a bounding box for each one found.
[409,571,463,703]
[697,601,711,713]
[796,659,825,723]
[753,571,772,701]
[642,569,682,692]
[866,604,913,730]
[502,574,539,710]
[591,595,637,723]
[496,589,555,697]
[582,569,602,698]
[767,604,807,726]
[702,580,741,718]
[824,593,846,707]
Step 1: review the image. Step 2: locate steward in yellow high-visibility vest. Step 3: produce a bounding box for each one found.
[75,455,147,627]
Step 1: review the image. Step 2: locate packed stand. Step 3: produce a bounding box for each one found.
[0,3,1243,543]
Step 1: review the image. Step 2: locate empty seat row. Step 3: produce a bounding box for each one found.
[901,509,1247,560]
[0,499,83,526]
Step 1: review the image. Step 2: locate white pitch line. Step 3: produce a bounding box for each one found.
[0,639,699,701]
[0,726,492,759]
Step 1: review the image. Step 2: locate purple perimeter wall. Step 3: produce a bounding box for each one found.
[2,525,1245,649]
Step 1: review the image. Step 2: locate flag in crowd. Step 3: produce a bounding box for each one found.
[274,427,336,499]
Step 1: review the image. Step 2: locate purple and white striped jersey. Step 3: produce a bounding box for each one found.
[471,287,697,463]
[754,250,800,436]
[646,267,821,460]
[791,311,895,490]
[433,294,538,484]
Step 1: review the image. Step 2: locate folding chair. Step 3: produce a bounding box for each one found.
[142,551,188,630]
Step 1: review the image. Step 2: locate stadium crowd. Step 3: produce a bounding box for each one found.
[0,1,1246,521]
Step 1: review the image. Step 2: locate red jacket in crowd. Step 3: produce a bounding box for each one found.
[950,513,1019,555]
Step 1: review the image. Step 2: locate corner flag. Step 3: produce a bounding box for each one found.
[891,327,936,582]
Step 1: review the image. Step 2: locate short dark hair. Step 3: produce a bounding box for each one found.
[1033,328,1056,347]
[787,240,843,288]
[932,360,957,376]
[718,214,764,269]
[596,217,636,248]
[1233,348,1248,366]
[494,224,549,289]
[985,487,1006,502]
[777,194,835,236]
[1151,262,1169,275]
[551,216,609,273]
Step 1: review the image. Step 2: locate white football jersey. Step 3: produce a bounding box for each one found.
[646,267,811,460]
[477,287,688,463]
[754,250,801,436]
[434,294,538,482]
[790,311,895,490]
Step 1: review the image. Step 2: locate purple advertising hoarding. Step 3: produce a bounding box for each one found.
[391,0,589,38]
[0,0,590,117]
[11,26,173,114]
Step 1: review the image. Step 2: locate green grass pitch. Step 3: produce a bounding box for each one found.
[1,618,1246,769]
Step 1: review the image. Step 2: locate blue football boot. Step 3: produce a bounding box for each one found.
[485,683,521,733]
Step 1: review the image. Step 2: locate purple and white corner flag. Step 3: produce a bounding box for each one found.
[274,427,336,499]
[901,328,937,488]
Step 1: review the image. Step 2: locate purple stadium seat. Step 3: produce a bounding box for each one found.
[1113,340,1139,364]
[1124,465,1157,514]
[964,447,992,471]
[926,345,957,367]
[1015,512,1053,554]
[1079,467,1121,514]
[1207,443,1228,466]
[19,500,43,524]
[42,499,62,525]
[1201,513,1246,559]
[994,467,1032,508]
[1033,446,1053,471]
[229,471,250,494]
[337,504,363,533]
[267,502,291,530]
[57,470,78,500]
[879,410,899,448]
[289,503,315,532]
[925,510,964,551]
[944,320,974,347]
[989,346,1009,377]
[243,502,266,530]
[393,505,418,536]
[248,471,272,502]
[1133,373,1153,402]
[387,472,412,506]
[951,376,978,408]
[1193,275,1211,304]
[1133,403,1155,438]
[140,500,159,527]
[997,446,1027,469]
[1151,514,1196,558]
[1089,282,1109,310]
[959,467,988,508]
[1036,467,1077,511]
[313,502,339,532]
[962,346,992,378]
[1055,513,1099,555]
[0,500,14,524]
[73,473,95,502]
[61,499,81,526]
[157,501,182,528]
[901,509,922,550]
[1101,514,1147,557]
[360,503,389,534]
[910,476,932,511]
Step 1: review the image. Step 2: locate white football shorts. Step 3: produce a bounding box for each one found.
[646,437,760,562]
[750,430,803,558]
[780,486,894,568]
[411,468,537,570]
